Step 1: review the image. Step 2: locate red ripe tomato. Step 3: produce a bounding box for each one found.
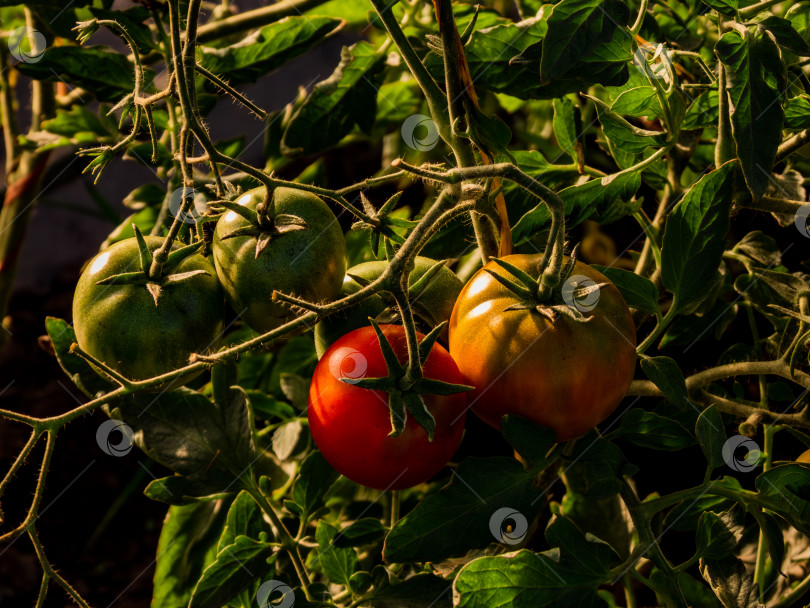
[308,325,467,490]
[449,254,636,441]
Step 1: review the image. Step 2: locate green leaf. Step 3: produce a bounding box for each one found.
[785,94,810,129]
[217,491,271,553]
[588,95,667,154]
[189,536,276,608]
[552,96,580,161]
[757,16,810,57]
[513,171,641,245]
[752,510,785,576]
[454,518,617,607]
[383,457,545,563]
[89,6,155,53]
[22,105,117,152]
[592,266,659,315]
[108,385,257,499]
[611,409,694,451]
[271,419,304,461]
[197,16,344,85]
[152,497,234,608]
[501,415,557,464]
[316,520,358,587]
[291,450,339,517]
[367,573,451,606]
[306,0,371,26]
[682,87,719,130]
[695,509,742,562]
[664,478,741,531]
[373,80,423,133]
[540,0,630,83]
[695,406,728,471]
[332,518,387,548]
[699,0,738,16]
[45,316,113,397]
[16,46,150,102]
[755,464,810,535]
[699,553,761,608]
[715,30,785,198]
[281,41,385,157]
[661,161,737,312]
[640,356,690,409]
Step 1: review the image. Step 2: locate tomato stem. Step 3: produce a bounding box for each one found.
[247,485,314,600]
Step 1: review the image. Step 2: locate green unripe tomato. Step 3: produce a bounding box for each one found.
[313,256,463,358]
[72,236,225,385]
[212,187,347,334]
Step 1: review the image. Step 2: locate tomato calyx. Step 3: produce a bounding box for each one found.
[348,258,450,327]
[217,194,309,259]
[346,319,473,441]
[352,191,418,253]
[93,225,211,306]
[486,246,609,322]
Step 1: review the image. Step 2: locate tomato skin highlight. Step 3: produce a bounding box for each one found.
[448,253,636,442]
[212,187,346,334]
[72,236,224,385]
[308,325,467,490]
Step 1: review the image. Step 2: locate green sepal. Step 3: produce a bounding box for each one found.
[220,226,261,241]
[413,377,475,396]
[409,260,448,300]
[378,191,403,217]
[347,273,373,288]
[460,5,480,45]
[274,213,309,232]
[218,199,259,225]
[360,192,376,216]
[255,232,272,258]
[490,257,538,292]
[146,282,162,306]
[164,240,204,273]
[417,322,445,365]
[345,376,392,391]
[384,238,396,262]
[132,224,152,272]
[388,391,407,437]
[163,269,211,285]
[403,392,435,442]
[368,318,405,377]
[484,268,535,300]
[95,270,149,286]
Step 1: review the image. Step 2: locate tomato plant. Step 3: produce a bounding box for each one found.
[309,324,467,490]
[449,253,636,440]
[72,233,224,385]
[3,0,810,607]
[313,256,462,357]
[212,186,346,334]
